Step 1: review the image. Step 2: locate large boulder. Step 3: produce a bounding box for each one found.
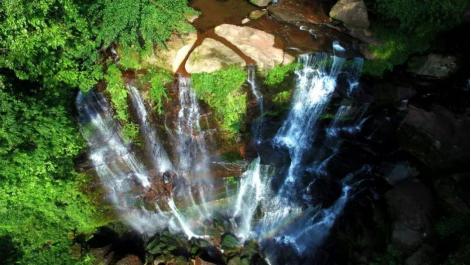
[329,0,370,29]
[407,54,458,79]
[185,38,246,73]
[385,180,433,253]
[249,0,272,7]
[146,32,197,73]
[397,105,469,169]
[214,24,293,71]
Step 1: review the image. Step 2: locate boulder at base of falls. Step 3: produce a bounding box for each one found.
[214,24,294,71]
[329,0,369,31]
[185,38,246,73]
[146,32,197,73]
[249,0,272,7]
[397,105,469,170]
[385,179,433,254]
[407,54,458,79]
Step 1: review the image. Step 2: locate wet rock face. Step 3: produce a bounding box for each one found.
[386,180,433,253]
[185,38,246,73]
[329,0,370,29]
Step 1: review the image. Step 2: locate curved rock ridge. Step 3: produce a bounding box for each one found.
[146,32,197,73]
[185,37,246,73]
[214,24,294,71]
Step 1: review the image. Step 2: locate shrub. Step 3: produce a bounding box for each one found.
[0,81,106,265]
[191,67,247,139]
[264,63,298,86]
[143,69,173,114]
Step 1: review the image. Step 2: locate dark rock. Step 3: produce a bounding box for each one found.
[306,177,342,207]
[372,83,416,107]
[267,0,325,25]
[385,180,433,253]
[379,161,419,186]
[116,255,142,265]
[405,244,435,265]
[397,105,469,169]
[433,173,469,214]
[329,0,370,29]
[407,54,458,79]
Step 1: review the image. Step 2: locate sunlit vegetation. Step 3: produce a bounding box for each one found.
[0,77,108,265]
[0,0,196,263]
[192,67,247,140]
[264,62,298,86]
[143,68,173,114]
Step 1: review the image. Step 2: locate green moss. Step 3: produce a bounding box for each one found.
[191,67,247,140]
[264,63,298,86]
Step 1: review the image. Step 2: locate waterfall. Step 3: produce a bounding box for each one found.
[77,40,366,264]
[76,90,169,235]
[128,85,173,173]
[274,52,346,192]
[175,76,213,221]
[247,65,264,145]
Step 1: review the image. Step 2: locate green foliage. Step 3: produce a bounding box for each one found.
[0,0,102,90]
[91,0,196,50]
[364,0,468,76]
[118,45,143,70]
[0,80,105,265]
[264,63,298,86]
[375,0,468,35]
[272,90,292,105]
[144,69,172,114]
[363,25,431,76]
[192,67,247,139]
[104,64,128,121]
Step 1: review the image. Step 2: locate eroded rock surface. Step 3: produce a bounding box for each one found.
[214,24,293,71]
[147,32,197,73]
[185,38,246,73]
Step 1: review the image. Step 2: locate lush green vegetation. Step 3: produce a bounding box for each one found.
[90,0,196,51]
[264,63,298,86]
[364,0,468,76]
[143,68,173,114]
[0,0,195,264]
[0,77,108,264]
[192,67,247,140]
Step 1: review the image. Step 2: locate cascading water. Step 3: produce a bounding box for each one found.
[78,41,366,265]
[128,85,173,173]
[247,65,264,145]
[274,52,345,192]
[76,90,168,235]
